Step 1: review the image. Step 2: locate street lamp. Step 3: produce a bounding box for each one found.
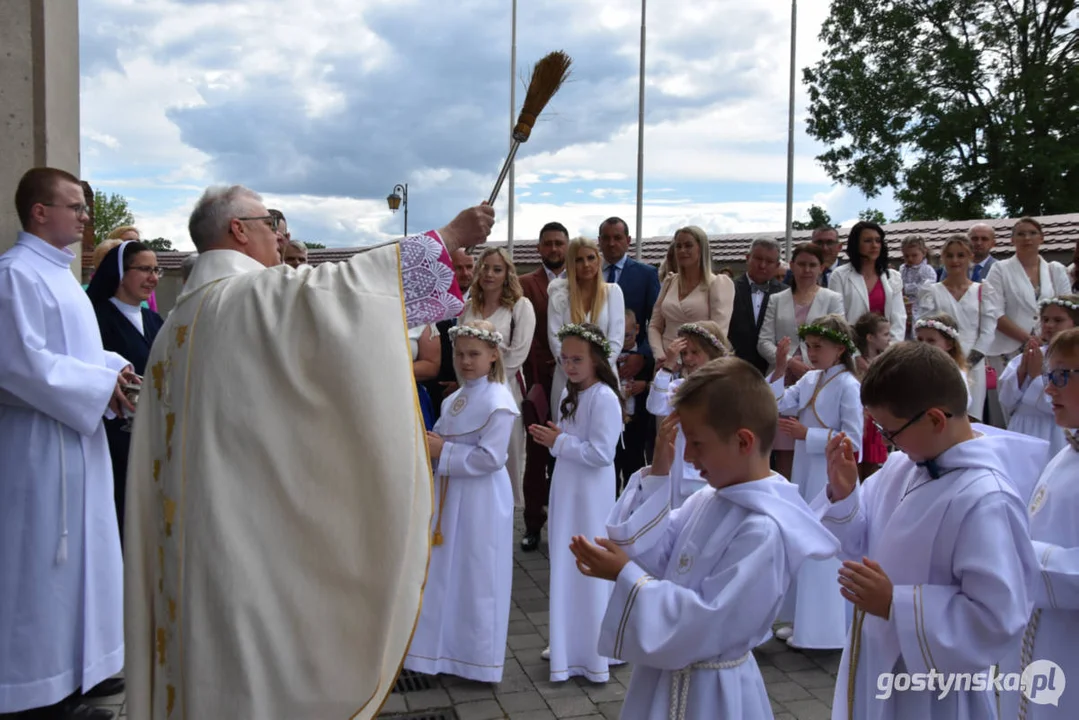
[387,183,408,236]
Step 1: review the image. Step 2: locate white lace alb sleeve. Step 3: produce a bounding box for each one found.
[399,231,465,328]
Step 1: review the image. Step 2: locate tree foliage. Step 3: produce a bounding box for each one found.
[143,238,174,252]
[92,191,135,246]
[304,241,326,249]
[858,208,889,224]
[804,0,1079,220]
[791,204,834,231]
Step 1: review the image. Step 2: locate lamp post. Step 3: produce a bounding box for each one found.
[783,0,797,262]
[387,183,408,236]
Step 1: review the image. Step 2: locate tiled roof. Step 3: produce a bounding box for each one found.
[153,213,1079,271]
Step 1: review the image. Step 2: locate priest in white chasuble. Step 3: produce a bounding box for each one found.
[0,168,133,718]
[124,184,494,720]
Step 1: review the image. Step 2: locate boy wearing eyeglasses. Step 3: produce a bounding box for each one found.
[998,327,1079,720]
[816,341,1038,720]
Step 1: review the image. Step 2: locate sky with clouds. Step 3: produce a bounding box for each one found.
[79,0,899,251]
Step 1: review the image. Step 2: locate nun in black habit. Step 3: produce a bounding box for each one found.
[86,240,164,547]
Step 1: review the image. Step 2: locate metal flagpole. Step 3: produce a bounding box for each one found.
[507,0,517,257]
[783,0,797,263]
[634,0,646,260]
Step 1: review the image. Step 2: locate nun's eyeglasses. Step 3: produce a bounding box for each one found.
[128,265,163,276]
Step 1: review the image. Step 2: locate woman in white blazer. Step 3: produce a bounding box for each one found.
[827,221,906,344]
[758,242,845,376]
[547,237,625,412]
[984,217,1071,360]
[758,242,844,480]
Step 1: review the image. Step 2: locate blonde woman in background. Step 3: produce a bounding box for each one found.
[460,248,536,506]
[647,225,735,365]
[547,237,625,412]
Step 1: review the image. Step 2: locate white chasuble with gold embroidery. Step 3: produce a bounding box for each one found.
[600,472,838,719]
[772,365,863,650]
[125,232,463,720]
[403,377,518,682]
[812,434,1039,720]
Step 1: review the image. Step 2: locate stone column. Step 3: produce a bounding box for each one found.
[0,0,82,273]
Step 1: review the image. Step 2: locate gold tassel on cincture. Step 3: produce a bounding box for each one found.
[488,50,573,204]
[432,475,450,547]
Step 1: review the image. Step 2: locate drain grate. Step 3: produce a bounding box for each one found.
[380,710,457,720]
[392,669,438,694]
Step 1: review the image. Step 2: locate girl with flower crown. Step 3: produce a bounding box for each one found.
[914,312,975,416]
[645,321,732,510]
[998,296,1079,457]
[769,314,863,650]
[403,320,520,683]
[528,322,624,683]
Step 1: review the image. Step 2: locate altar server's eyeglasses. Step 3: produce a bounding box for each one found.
[871,409,953,445]
[237,214,280,231]
[1044,369,1079,388]
[44,202,90,215]
[128,265,164,276]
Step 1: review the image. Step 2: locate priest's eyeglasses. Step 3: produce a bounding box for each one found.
[237,214,280,231]
[871,409,953,445]
[1044,369,1079,388]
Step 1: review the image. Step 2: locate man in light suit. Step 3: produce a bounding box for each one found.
[519,223,568,551]
[730,238,786,375]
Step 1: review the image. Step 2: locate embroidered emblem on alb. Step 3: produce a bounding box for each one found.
[676,552,693,574]
[1028,484,1048,516]
[450,394,468,416]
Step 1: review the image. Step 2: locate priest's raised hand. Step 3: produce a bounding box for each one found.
[124,185,496,720]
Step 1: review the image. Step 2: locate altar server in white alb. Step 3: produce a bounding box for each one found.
[0,168,135,718]
[569,357,840,719]
[999,296,1079,457]
[999,327,1079,720]
[125,185,494,720]
[404,320,519,682]
[528,322,624,682]
[769,315,863,650]
[646,321,732,510]
[815,342,1038,720]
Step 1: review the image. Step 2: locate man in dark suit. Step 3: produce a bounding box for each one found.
[615,310,654,492]
[784,226,842,287]
[598,217,661,461]
[519,222,568,551]
[730,238,786,375]
[423,248,474,419]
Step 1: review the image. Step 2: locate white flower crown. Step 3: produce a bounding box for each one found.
[1039,297,1079,313]
[678,323,725,352]
[915,318,960,341]
[557,323,613,357]
[448,325,504,346]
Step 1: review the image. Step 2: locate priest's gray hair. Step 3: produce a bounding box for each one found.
[188,185,264,253]
[181,253,199,283]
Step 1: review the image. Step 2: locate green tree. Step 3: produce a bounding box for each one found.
[791,204,834,231]
[858,208,888,225]
[143,238,174,252]
[804,0,1079,220]
[304,241,326,249]
[92,191,134,246]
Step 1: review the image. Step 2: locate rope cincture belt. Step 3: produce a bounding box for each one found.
[668,651,750,720]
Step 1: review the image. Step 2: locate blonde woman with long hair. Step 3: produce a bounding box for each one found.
[546,237,625,413]
[647,226,735,365]
[461,247,536,506]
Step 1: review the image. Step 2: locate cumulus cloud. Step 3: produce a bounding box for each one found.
[79,0,891,249]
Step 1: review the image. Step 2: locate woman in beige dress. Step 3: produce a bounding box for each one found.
[647,226,735,365]
[460,248,536,506]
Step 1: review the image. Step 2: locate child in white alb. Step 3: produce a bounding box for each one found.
[404,321,519,682]
[528,323,624,683]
